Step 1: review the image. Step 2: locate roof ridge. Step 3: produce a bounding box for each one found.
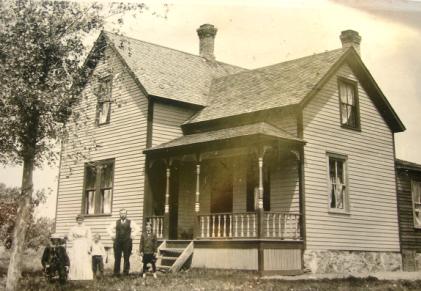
[103,31,245,70]
[211,47,346,83]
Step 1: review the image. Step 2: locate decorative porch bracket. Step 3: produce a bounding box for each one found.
[163,159,173,240]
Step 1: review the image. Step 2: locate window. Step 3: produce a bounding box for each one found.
[328,154,348,212]
[411,180,421,228]
[338,79,359,129]
[96,77,112,125]
[83,159,114,215]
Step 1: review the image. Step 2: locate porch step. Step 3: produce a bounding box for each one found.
[159,256,177,261]
[156,241,194,272]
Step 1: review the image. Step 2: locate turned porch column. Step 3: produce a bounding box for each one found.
[163,165,171,239]
[256,152,265,273]
[193,162,201,238]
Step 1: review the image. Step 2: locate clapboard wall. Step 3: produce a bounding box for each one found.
[302,63,400,252]
[396,164,421,251]
[55,45,148,246]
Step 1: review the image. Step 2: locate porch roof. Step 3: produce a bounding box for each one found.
[144,122,305,156]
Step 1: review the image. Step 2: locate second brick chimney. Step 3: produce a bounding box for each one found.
[197,24,217,61]
[340,30,361,55]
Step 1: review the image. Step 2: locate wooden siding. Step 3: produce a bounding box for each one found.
[192,248,258,270]
[151,101,196,147]
[303,64,400,252]
[397,168,421,251]
[55,46,148,246]
[263,248,302,270]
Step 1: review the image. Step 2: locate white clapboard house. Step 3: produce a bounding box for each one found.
[55,24,406,274]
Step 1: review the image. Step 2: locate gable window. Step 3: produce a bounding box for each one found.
[96,77,112,125]
[328,154,348,212]
[83,159,114,215]
[338,78,359,129]
[411,180,421,228]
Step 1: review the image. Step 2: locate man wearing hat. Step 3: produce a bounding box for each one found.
[107,209,140,275]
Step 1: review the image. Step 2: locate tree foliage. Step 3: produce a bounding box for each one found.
[0,1,147,289]
[0,183,51,250]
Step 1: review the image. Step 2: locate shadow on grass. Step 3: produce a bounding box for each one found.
[0,269,421,291]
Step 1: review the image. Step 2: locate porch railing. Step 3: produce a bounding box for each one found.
[196,212,301,240]
[198,212,257,239]
[145,215,164,239]
[264,212,301,240]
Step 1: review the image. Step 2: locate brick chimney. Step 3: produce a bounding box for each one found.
[197,24,217,61]
[340,30,361,55]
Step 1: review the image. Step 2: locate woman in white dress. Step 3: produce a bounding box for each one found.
[67,214,93,280]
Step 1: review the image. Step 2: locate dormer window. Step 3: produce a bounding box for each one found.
[338,78,360,130]
[96,77,112,125]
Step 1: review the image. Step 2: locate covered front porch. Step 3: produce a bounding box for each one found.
[143,123,305,273]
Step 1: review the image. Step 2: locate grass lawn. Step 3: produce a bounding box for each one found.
[1,269,421,291]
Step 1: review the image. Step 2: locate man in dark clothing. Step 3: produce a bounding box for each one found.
[41,234,70,284]
[107,209,140,275]
[140,222,158,278]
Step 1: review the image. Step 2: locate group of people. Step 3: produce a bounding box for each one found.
[41,209,158,283]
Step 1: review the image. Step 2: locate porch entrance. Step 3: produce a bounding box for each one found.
[210,158,233,214]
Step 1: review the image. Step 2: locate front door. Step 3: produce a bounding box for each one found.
[211,158,233,213]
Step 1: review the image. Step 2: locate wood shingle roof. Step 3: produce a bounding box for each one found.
[186,48,346,124]
[144,122,304,154]
[105,32,245,106]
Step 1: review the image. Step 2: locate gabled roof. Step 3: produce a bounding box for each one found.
[103,32,245,106]
[144,122,304,155]
[396,159,421,172]
[184,47,405,133]
[187,48,346,124]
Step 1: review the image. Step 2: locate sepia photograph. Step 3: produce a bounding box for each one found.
[1,0,421,290]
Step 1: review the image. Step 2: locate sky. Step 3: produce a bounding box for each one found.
[1,0,421,218]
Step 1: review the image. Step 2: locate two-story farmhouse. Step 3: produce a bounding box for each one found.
[55,24,406,274]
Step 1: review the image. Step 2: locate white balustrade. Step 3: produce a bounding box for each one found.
[198,213,257,239]
[264,212,301,240]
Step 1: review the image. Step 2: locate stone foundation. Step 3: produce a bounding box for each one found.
[303,250,402,273]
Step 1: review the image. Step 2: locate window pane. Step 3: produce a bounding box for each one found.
[85,190,95,214]
[415,204,421,227]
[101,189,112,214]
[85,166,96,189]
[329,157,346,210]
[339,83,347,103]
[98,101,110,124]
[101,163,114,188]
[346,85,355,105]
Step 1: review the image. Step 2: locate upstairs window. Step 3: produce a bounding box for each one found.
[83,159,114,215]
[338,79,359,129]
[328,154,348,213]
[412,180,421,228]
[96,77,112,125]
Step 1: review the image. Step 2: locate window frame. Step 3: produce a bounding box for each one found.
[326,152,350,214]
[95,76,113,126]
[337,77,361,131]
[411,180,421,229]
[81,158,115,217]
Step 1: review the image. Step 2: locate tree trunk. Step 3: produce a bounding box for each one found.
[6,155,35,291]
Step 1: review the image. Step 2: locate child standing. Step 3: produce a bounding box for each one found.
[139,222,158,279]
[91,234,106,278]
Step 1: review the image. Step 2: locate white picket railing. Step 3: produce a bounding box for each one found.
[145,216,164,239]
[198,213,257,239]
[264,212,301,240]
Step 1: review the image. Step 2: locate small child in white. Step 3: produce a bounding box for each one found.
[91,234,106,278]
